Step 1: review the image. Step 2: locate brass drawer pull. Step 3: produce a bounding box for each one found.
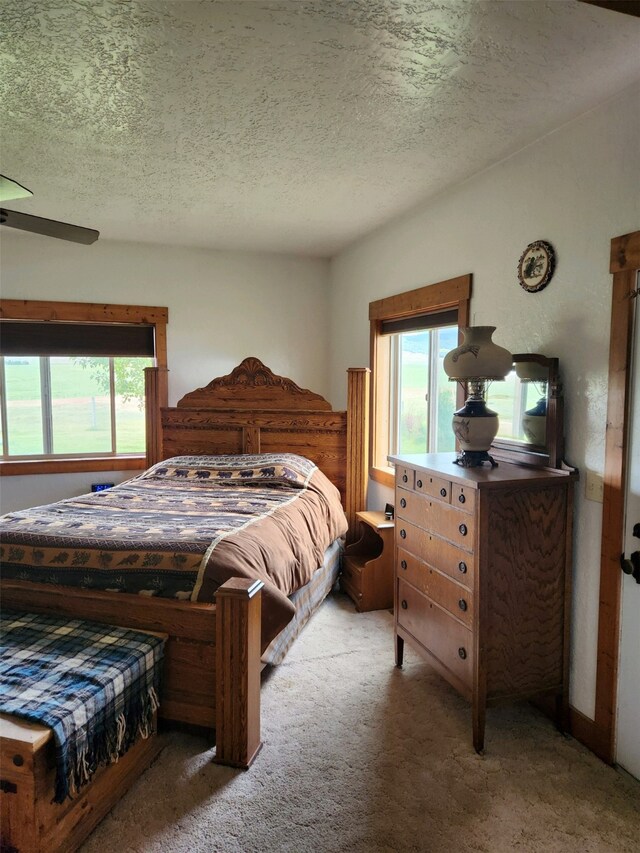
[400,559,407,570]
[440,487,447,497]
[458,493,466,504]
[458,561,467,574]
[400,528,406,539]
[402,474,408,483]
[400,497,406,508]
[458,647,467,660]
[401,599,408,610]
[458,599,468,612]
[417,479,423,488]
[459,523,468,536]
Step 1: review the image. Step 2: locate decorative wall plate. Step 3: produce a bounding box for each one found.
[517,240,555,293]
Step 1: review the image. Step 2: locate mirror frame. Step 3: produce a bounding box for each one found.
[490,353,564,469]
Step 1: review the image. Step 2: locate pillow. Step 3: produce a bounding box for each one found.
[143,453,317,488]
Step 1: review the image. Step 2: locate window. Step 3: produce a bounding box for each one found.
[0,301,168,475]
[0,355,154,457]
[388,324,458,456]
[369,275,471,487]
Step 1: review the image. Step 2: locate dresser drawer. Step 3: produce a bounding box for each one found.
[395,520,475,586]
[397,578,473,688]
[451,483,476,515]
[414,473,451,504]
[395,466,415,490]
[396,548,473,628]
[396,491,475,551]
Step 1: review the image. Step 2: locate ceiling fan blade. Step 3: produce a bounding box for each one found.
[0,174,33,202]
[0,208,99,244]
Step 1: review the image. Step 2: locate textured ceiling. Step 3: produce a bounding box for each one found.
[1,1,639,256]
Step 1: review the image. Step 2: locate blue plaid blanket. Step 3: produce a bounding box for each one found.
[0,611,165,802]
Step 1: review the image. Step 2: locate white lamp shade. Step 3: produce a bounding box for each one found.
[443,326,512,381]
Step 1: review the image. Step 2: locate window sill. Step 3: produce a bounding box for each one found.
[370,466,394,488]
[0,456,147,477]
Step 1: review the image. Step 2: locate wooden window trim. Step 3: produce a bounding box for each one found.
[368,274,472,486]
[0,299,168,476]
[0,456,147,477]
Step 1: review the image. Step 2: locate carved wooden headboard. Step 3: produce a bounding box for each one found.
[145,357,369,539]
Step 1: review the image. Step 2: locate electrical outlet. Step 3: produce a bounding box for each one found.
[585,471,604,503]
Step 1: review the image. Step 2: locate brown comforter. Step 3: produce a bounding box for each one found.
[0,454,348,650]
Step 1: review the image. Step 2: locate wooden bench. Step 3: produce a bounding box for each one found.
[0,624,168,853]
[0,712,164,853]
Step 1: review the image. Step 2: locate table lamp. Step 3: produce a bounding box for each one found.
[443,326,512,467]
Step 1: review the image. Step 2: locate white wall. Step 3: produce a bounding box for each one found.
[328,83,640,719]
[1,471,133,513]
[0,236,329,512]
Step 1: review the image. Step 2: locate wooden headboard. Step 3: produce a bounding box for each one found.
[144,357,369,539]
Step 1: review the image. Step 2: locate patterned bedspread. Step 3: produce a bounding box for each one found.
[0,454,348,649]
[0,610,165,803]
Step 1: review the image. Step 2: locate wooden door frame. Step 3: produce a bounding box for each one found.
[592,230,640,763]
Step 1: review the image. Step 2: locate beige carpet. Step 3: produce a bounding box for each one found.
[81,593,639,853]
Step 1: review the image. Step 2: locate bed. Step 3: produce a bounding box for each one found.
[0,357,369,767]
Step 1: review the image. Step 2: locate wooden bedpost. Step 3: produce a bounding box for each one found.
[214,578,264,769]
[346,367,370,543]
[145,366,169,467]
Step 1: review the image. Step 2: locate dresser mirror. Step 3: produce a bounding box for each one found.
[487,353,564,468]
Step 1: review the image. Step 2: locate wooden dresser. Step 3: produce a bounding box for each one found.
[388,452,575,752]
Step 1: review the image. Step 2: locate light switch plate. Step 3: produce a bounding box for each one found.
[585,471,604,503]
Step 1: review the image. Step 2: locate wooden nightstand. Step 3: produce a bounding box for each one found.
[341,510,394,612]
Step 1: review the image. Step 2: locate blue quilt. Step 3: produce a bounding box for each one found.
[0,610,165,802]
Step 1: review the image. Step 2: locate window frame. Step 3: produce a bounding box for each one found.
[369,274,472,488]
[0,299,168,476]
